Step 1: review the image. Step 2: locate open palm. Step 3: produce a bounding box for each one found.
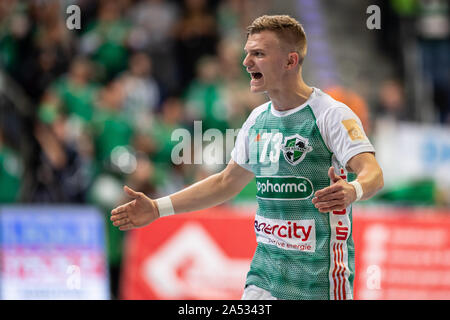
[110,186,159,231]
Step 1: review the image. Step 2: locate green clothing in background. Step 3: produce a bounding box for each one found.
[0,146,22,203]
[52,77,100,122]
[149,118,183,165]
[390,0,418,17]
[0,1,28,73]
[372,179,436,206]
[91,109,134,168]
[184,80,230,132]
[83,20,131,81]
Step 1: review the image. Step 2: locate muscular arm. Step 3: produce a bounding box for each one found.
[170,160,255,213]
[346,152,384,200]
[312,152,384,212]
[110,160,255,230]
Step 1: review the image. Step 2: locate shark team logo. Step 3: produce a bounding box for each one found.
[281,134,313,165]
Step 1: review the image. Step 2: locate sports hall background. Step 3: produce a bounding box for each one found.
[0,0,448,300]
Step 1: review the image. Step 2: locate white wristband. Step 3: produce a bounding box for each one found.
[349,181,363,201]
[156,196,175,217]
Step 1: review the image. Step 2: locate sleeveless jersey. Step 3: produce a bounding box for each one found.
[231,88,375,300]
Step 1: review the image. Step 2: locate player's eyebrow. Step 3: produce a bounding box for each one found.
[244,48,266,54]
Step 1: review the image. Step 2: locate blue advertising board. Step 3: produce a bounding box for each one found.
[0,205,110,299]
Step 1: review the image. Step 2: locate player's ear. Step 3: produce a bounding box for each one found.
[286,52,299,70]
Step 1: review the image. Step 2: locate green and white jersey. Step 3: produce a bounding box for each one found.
[231,87,375,300]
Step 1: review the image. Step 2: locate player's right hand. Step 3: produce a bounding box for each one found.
[110,185,159,231]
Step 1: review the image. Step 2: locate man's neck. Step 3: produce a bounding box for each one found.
[269,78,313,111]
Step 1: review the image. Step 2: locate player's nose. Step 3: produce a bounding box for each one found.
[243,54,253,68]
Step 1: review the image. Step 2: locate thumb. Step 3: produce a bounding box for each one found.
[124,185,140,198]
[328,167,341,183]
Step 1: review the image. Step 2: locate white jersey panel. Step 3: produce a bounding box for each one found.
[230,102,269,172]
[310,88,375,169]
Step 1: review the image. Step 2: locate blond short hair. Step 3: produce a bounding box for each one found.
[247,15,307,64]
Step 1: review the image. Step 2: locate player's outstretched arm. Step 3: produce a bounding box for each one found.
[312,152,384,213]
[110,160,254,230]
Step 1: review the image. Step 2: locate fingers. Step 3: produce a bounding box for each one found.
[110,209,135,231]
[316,205,346,213]
[119,223,135,231]
[312,191,344,203]
[110,212,128,221]
[328,167,341,183]
[111,198,136,216]
[111,204,126,216]
[124,185,141,198]
[328,166,336,179]
[314,183,343,198]
[314,199,346,212]
[112,216,131,227]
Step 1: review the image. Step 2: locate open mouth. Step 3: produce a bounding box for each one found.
[251,72,263,80]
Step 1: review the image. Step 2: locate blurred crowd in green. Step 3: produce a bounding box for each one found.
[0,0,269,297]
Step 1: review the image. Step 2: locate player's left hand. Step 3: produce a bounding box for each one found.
[312,167,357,213]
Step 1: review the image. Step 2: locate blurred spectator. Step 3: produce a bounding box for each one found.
[0,127,23,203]
[128,0,179,50]
[375,78,409,122]
[127,0,180,92]
[325,85,372,135]
[0,0,31,78]
[87,77,135,297]
[37,90,62,124]
[20,0,74,102]
[184,56,229,132]
[216,37,246,82]
[91,79,135,173]
[216,37,266,128]
[375,0,449,123]
[216,0,245,39]
[148,96,195,195]
[80,0,132,81]
[119,51,160,131]
[221,79,266,129]
[150,96,187,165]
[174,0,219,89]
[50,57,100,123]
[416,0,450,123]
[31,113,91,203]
[124,152,157,197]
[216,0,270,40]
[374,0,418,68]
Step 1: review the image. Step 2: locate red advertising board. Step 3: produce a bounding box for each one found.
[353,207,450,300]
[120,206,450,300]
[119,206,256,300]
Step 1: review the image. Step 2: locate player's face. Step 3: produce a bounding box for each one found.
[243,31,287,93]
